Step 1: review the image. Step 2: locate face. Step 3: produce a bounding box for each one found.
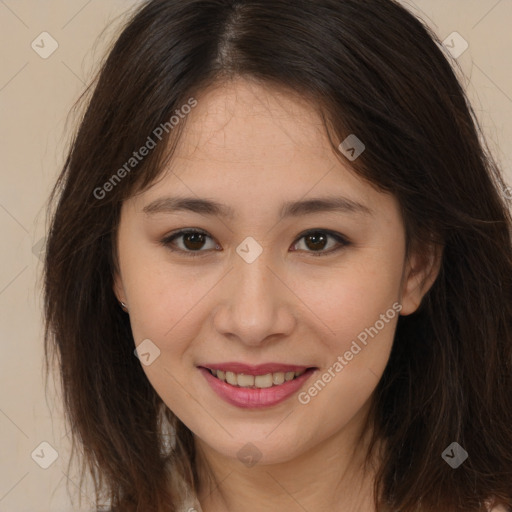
[114,78,437,466]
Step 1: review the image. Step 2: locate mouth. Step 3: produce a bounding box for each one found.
[203,367,312,389]
[197,363,318,408]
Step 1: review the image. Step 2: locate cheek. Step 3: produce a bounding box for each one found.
[294,245,402,407]
[297,244,403,344]
[119,238,210,343]
[121,256,209,421]
[295,313,398,441]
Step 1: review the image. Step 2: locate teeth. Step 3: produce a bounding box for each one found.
[272,372,285,385]
[225,371,237,385]
[254,374,273,388]
[209,368,307,388]
[237,374,255,387]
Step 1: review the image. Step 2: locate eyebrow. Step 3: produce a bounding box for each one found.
[142,195,373,219]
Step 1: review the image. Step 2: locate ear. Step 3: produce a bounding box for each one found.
[399,241,443,316]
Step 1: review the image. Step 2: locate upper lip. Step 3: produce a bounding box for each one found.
[199,362,314,376]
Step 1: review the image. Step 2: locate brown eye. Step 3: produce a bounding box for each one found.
[181,232,207,250]
[161,229,219,256]
[292,230,350,256]
[304,232,329,251]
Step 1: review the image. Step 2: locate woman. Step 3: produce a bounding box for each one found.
[43,0,512,510]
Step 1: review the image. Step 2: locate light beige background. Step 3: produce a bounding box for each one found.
[0,1,511,510]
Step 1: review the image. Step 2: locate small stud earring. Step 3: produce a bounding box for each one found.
[120,301,129,312]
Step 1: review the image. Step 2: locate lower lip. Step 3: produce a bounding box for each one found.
[199,367,317,409]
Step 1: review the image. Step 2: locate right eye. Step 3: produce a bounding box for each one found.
[160,229,221,257]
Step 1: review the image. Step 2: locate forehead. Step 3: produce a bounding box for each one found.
[173,77,331,165]
[129,78,400,224]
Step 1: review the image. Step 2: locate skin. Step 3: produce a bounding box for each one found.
[114,77,441,511]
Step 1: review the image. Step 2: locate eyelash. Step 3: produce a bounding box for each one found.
[160,229,351,258]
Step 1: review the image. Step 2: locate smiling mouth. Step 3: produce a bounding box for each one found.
[204,367,315,389]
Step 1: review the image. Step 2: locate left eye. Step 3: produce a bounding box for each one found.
[291,230,350,256]
[160,229,350,257]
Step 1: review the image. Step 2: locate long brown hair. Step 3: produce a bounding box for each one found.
[43,0,512,510]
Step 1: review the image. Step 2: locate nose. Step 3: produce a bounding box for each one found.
[212,249,297,347]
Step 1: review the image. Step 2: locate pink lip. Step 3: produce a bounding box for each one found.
[200,362,310,376]
[199,366,317,409]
